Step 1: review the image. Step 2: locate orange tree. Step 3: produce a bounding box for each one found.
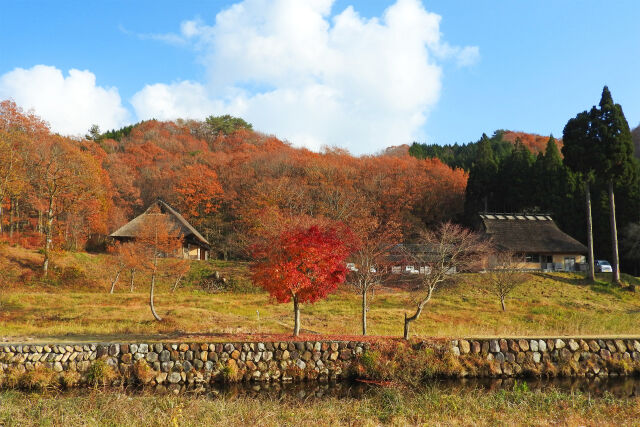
[250,225,353,336]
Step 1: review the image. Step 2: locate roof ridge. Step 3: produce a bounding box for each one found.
[109,199,210,247]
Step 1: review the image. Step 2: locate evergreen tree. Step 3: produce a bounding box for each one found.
[464,134,498,222]
[496,139,535,211]
[533,135,569,213]
[592,86,636,284]
[563,109,602,281]
[543,135,562,169]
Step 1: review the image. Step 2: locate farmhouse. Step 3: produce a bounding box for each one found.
[109,199,210,260]
[479,213,587,271]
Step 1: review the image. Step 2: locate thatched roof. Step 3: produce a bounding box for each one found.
[479,213,586,254]
[110,199,209,247]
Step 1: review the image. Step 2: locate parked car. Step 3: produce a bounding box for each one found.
[595,260,612,273]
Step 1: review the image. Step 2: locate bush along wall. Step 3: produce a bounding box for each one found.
[1,338,640,390]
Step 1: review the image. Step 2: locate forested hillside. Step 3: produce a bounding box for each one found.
[0,100,466,261]
[409,98,640,274]
[2,94,639,273]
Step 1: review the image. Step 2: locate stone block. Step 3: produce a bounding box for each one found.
[459,340,470,354]
[518,339,529,352]
[167,372,181,383]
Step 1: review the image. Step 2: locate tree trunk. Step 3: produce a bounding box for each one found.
[150,271,162,321]
[109,270,121,294]
[293,295,301,336]
[8,198,14,239]
[585,182,595,282]
[500,296,506,312]
[172,273,185,292]
[129,269,136,292]
[403,286,434,340]
[43,204,54,276]
[361,289,367,336]
[609,181,621,284]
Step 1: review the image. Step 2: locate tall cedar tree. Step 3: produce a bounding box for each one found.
[592,87,636,284]
[563,86,636,283]
[563,107,601,281]
[251,225,352,336]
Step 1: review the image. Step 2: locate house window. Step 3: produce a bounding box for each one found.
[525,254,540,263]
[541,255,552,263]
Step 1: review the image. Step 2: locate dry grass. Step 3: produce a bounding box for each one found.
[0,386,639,426]
[2,245,640,341]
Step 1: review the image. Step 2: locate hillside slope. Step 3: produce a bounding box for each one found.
[2,245,639,340]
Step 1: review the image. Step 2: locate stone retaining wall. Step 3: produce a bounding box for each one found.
[450,338,640,377]
[2,338,640,388]
[0,341,366,387]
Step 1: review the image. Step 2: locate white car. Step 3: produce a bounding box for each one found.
[595,260,612,273]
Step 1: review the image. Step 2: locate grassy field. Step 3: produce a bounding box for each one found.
[1,386,639,426]
[2,245,640,340]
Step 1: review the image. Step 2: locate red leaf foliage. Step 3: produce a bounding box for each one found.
[250,225,353,304]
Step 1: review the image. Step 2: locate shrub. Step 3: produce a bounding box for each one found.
[133,359,156,384]
[86,360,117,387]
[351,340,470,386]
[59,371,81,389]
[3,366,59,391]
[219,360,240,383]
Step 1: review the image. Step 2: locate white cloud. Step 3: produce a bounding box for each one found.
[131,0,479,154]
[0,65,129,135]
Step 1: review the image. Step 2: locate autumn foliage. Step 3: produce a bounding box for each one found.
[1,99,469,268]
[502,131,563,154]
[250,225,353,335]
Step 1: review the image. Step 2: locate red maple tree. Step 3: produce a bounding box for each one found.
[251,225,353,336]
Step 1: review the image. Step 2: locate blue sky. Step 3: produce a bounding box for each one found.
[1,0,638,154]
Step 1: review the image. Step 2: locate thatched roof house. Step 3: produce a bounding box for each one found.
[110,199,210,260]
[479,213,587,271]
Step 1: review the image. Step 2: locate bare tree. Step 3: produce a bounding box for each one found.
[135,207,183,321]
[482,250,528,311]
[347,240,392,335]
[402,222,490,340]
